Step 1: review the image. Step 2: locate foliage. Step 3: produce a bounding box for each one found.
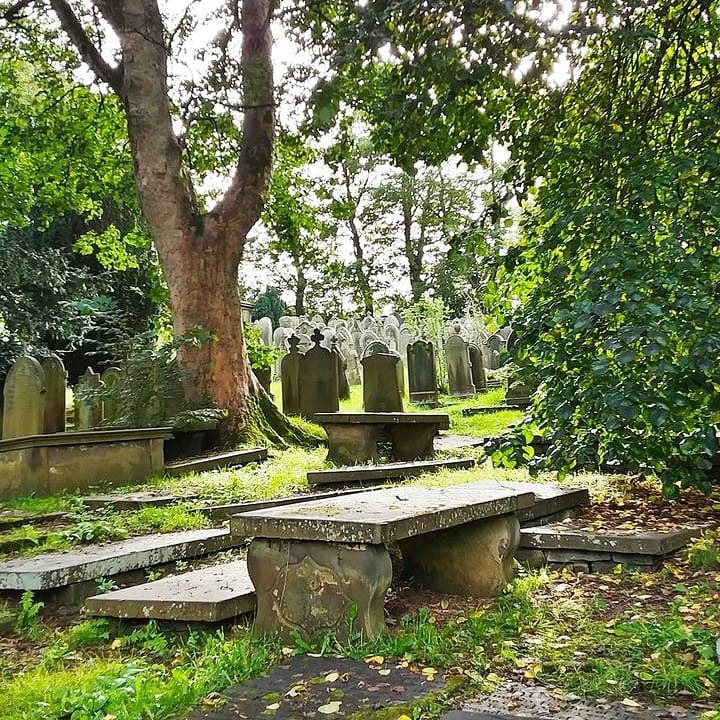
[253,288,288,328]
[243,321,282,371]
[15,590,43,636]
[402,297,449,387]
[490,0,720,496]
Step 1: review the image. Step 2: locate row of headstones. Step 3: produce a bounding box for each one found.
[278,327,488,419]
[1,355,122,440]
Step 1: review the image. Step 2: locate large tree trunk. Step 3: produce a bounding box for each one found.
[49,0,316,445]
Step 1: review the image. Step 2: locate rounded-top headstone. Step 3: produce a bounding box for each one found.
[2,356,46,439]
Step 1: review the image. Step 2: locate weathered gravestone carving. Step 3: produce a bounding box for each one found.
[41,355,67,434]
[299,330,339,419]
[468,344,487,391]
[75,367,103,430]
[407,340,438,405]
[2,356,46,439]
[281,335,302,416]
[445,326,476,397]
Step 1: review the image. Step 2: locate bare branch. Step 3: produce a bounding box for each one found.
[3,0,33,21]
[49,0,123,94]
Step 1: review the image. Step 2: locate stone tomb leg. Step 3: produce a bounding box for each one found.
[399,513,520,597]
[247,538,392,643]
[388,423,437,461]
[323,423,382,465]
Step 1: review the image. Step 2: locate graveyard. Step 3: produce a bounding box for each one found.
[1,1,719,719]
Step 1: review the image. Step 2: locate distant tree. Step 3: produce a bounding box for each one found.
[253,288,288,329]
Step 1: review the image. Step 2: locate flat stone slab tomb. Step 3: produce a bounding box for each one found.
[306,457,476,486]
[313,411,450,465]
[518,523,709,573]
[164,447,267,476]
[0,428,171,500]
[85,559,255,622]
[434,434,486,451]
[230,481,535,642]
[0,528,238,602]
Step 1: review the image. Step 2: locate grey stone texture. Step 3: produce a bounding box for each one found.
[299,330,339,419]
[0,528,238,591]
[445,326,476,397]
[100,366,122,425]
[361,352,403,412]
[0,427,170,499]
[400,513,521,597]
[85,559,256,622]
[75,366,103,429]
[332,341,351,401]
[248,537,392,642]
[41,355,67,434]
[313,412,450,464]
[2,355,46,439]
[230,480,535,545]
[280,335,302,416]
[468,344,487,391]
[407,339,439,404]
[306,457,476,486]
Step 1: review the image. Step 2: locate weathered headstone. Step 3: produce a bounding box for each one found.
[332,340,351,401]
[100,367,123,425]
[299,330,339,419]
[2,356,46,439]
[468,344,487,391]
[361,352,403,412]
[445,326,476,397]
[41,355,66,434]
[281,335,302,416]
[407,340,438,405]
[487,333,505,369]
[75,367,103,430]
[254,317,273,347]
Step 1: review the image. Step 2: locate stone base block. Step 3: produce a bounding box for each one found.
[247,538,392,643]
[399,513,520,597]
[388,424,437,461]
[324,424,382,465]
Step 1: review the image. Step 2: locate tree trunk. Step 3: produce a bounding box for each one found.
[294,261,307,316]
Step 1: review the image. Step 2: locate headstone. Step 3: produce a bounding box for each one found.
[254,317,273,346]
[41,355,66,434]
[362,339,390,359]
[281,335,302,416]
[2,356,46,439]
[445,326,476,397]
[383,324,400,353]
[468,344,487,391]
[360,330,382,356]
[339,337,362,385]
[100,367,122,425]
[278,316,298,330]
[361,352,403,412]
[310,314,325,328]
[332,340,351,401]
[363,340,404,397]
[296,332,312,353]
[487,334,505,370]
[407,340,438,404]
[299,330,339,419]
[75,367,103,430]
[398,326,414,366]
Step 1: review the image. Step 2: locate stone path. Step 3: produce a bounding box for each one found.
[85,559,255,622]
[442,681,701,719]
[0,528,238,591]
[306,457,476,486]
[184,654,443,720]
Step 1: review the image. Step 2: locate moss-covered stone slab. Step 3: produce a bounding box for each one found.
[81,491,197,511]
[164,447,267,476]
[434,434,486,451]
[306,458,475,487]
[501,483,589,525]
[84,559,255,622]
[184,654,444,720]
[0,528,238,591]
[230,481,535,545]
[248,538,391,642]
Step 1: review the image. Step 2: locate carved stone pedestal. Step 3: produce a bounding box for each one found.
[399,513,520,597]
[247,537,392,643]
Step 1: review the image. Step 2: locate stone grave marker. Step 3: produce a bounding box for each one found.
[332,339,351,401]
[75,367,103,430]
[253,316,273,346]
[41,354,66,434]
[445,325,476,397]
[280,335,302,416]
[487,333,505,369]
[2,356,46,439]
[100,367,122,425]
[407,339,438,404]
[361,351,403,412]
[299,330,339,419]
[469,344,487,391]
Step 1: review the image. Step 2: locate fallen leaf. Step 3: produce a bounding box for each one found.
[621,698,642,708]
[324,672,339,683]
[318,700,342,714]
[365,655,384,664]
[265,702,280,711]
[378,668,391,676]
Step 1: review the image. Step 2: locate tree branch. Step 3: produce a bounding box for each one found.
[3,0,33,21]
[49,0,123,94]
